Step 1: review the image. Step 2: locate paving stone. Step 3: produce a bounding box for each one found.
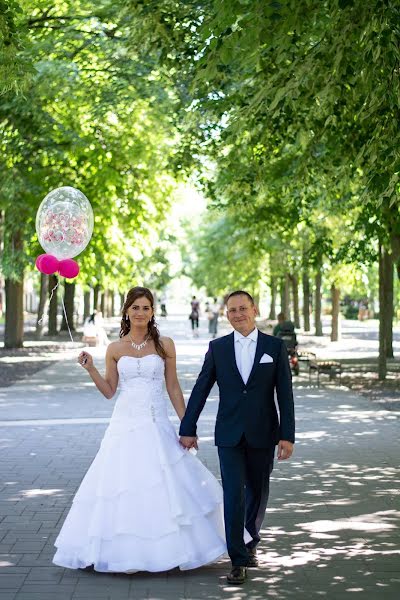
[15,594,74,600]
[0,316,399,599]
[0,574,27,589]
[24,566,63,582]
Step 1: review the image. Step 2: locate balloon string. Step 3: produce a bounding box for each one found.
[37,278,74,343]
[37,280,59,326]
[61,294,74,343]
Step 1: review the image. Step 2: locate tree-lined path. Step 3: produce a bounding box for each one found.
[1,2,400,596]
[0,316,399,599]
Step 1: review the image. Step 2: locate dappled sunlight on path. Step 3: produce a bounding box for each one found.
[0,316,398,598]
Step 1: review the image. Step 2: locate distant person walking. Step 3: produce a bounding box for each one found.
[82,311,109,347]
[273,312,293,337]
[208,297,220,339]
[160,291,168,317]
[189,296,200,337]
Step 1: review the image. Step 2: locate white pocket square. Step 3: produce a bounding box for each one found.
[259,353,274,364]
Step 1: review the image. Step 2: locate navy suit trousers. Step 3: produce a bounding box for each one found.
[218,436,274,567]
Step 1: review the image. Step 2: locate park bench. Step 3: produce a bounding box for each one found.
[297,351,316,373]
[297,351,342,385]
[309,358,342,385]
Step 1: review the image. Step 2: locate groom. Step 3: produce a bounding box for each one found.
[179,290,295,584]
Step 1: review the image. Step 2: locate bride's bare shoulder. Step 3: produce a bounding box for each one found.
[107,338,127,355]
[108,338,127,347]
[160,336,175,351]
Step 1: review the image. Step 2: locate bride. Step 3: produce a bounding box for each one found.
[53,286,228,573]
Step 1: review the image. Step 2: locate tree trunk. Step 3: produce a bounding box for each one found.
[111,291,115,317]
[4,278,24,348]
[279,277,285,315]
[268,277,277,320]
[0,211,3,319]
[331,284,341,342]
[0,277,5,317]
[48,275,59,336]
[93,284,100,311]
[302,271,311,332]
[103,290,109,317]
[385,254,394,359]
[3,223,24,348]
[0,280,4,318]
[100,290,106,316]
[379,246,393,379]
[106,289,113,317]
[35,273,48,339]
[280,274,290,319]
[83,290,91,321]
[61,282,76,331]
[315,269,323,336]
[120,293,125,313]
[290,274,300,329]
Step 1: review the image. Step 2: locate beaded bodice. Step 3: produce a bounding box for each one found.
[117,354,164,389]
[110,354,167,425]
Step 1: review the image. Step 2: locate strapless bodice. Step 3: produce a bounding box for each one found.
[110,354,167,426]
[117,354,164,389]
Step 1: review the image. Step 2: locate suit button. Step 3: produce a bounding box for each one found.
[243,390,247,394]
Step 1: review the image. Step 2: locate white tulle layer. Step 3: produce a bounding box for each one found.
[53,417,228,572]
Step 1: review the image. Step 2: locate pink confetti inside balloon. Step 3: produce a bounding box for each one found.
[36,186,93,260]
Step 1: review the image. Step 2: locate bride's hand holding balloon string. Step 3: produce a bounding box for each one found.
[78,351,93,370]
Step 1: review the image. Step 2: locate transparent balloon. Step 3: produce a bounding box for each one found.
[35,186,94,260]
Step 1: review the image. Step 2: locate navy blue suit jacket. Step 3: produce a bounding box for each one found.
[179,330,295,448]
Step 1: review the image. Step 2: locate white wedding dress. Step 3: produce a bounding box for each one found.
[53,354,228,573]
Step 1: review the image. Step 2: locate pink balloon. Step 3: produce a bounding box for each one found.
[37,254,59,275]
[35,254,47,270]
[58,259,80,279]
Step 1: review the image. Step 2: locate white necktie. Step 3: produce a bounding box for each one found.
[240,337,253,384]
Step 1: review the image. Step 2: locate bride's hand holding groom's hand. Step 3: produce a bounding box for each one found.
[179,436,198,451]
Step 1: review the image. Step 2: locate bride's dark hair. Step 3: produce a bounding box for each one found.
[119,286,168,359]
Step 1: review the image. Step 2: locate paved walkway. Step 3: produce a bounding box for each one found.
[0,316,399,599]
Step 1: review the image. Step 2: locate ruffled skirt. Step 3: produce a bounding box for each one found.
[53,416,227,572]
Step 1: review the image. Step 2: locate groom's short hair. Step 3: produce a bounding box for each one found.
[226,290,255,305]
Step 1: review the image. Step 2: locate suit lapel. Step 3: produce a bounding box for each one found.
[226,332,244,383]
[246,330,265,386]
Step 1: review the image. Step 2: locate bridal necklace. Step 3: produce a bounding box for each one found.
[128,332,149,351]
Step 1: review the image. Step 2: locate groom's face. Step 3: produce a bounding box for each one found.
[226,294,257,334]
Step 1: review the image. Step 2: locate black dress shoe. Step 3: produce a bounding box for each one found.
[227,566,247,584]
[247,547,258,567]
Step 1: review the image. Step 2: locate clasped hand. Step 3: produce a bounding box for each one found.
[179,436,198,451]
[277,440,294,460]
[78,351,93,370]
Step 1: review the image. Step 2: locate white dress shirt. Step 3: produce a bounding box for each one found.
[234,328,258,383]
